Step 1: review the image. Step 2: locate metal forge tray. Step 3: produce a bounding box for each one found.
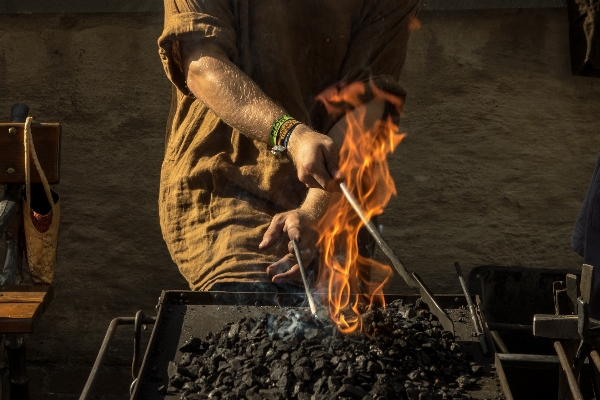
[131,291,500,399]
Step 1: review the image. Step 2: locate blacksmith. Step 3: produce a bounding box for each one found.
[157,0,419,292]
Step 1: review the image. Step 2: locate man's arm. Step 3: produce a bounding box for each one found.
[263,98,387,285]
[182,40,339,191]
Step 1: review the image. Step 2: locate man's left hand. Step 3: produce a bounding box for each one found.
[259,209,319,286]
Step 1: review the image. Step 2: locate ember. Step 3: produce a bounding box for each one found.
[161,300,482,399]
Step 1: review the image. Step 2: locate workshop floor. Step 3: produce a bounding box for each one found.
[27,363,130,399]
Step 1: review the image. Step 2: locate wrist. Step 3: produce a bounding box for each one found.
[300,189,332,222]
[286,124,309,161]
[270,115,301,156]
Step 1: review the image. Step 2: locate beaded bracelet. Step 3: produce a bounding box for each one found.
[277,119,301,145]
[270,114,301,156]
[270,115,295,147]
[271,122,301,156]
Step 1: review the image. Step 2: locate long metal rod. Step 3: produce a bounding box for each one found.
[339,182,416,288]
[554,341,584,400]
[80,315,155,400]
[490,330,510,354]
[487,322,533,332]
[455,262,489,355]
[292,239,318,317]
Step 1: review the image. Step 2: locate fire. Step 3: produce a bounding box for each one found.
[316,81,406,334]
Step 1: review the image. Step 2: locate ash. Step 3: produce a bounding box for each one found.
[161,299,484,400]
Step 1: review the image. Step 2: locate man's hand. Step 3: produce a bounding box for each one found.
[286,125,340,191]
[265,254,304,286]
[259,208,319,286]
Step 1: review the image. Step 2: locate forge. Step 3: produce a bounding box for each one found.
[129,291,502,400]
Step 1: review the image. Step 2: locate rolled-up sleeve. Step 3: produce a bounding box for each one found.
[158,0,236,95]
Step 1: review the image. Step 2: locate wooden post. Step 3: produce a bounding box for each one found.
[0,104,30,400]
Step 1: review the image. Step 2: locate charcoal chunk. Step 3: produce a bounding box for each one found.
[327,376,342,392]
[293,365,313,381]
[304,328,319,340]
[245,387,261,400]
[169,373,188,389]
[180,337,203,353]
[270,361,289,381]
[258,388,286,400]
[337,383,368,399]
[241,373,258,387]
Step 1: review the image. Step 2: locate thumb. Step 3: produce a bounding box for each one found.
[259,214,285,249]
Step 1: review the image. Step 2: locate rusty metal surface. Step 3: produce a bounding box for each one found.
[533,314,579,339]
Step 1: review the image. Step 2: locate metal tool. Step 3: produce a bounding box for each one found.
[292,239,318,317]
[339,182,454,334]
[454,262,489,355]
[532,264,600,399]
[339,182,415,288]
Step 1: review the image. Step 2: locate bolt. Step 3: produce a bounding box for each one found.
[7,127,17,135]
[6,167,15,175]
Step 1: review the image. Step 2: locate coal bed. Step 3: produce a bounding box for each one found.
[132,292,504,400]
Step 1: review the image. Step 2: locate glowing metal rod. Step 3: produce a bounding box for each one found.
[292,239,318,316]
[339,182,416,288]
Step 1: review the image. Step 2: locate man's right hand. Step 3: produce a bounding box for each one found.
[286,125,341,192]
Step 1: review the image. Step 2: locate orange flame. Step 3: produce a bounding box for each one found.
[316,81,405,334]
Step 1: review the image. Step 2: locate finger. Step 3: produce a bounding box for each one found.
[310,162,333,192]
[324,154,341,193]
[286,224,302,243]
[325,169,344,192]
[266,255,294,278]
[259,214,285,249]
[299,171,324,190]
[288,240,316,258]
[301,248,318,270]
[272,264,304,287]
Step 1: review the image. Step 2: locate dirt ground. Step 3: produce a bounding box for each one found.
[0,8,599,396]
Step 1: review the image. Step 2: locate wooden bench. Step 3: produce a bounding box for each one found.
[0,285,54,333]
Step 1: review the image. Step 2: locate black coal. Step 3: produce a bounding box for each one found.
[160,299,483,400]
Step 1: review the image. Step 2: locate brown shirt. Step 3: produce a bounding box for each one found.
[158,0,418,291]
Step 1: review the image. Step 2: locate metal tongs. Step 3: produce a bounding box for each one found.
[292,239,318,317]
[339,182,454,334]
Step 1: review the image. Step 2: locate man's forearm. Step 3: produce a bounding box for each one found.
[182,41,283,144]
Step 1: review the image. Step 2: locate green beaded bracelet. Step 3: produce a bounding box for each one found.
[270,114,295,147]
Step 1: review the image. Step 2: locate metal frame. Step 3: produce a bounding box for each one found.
[79,311,155,400]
